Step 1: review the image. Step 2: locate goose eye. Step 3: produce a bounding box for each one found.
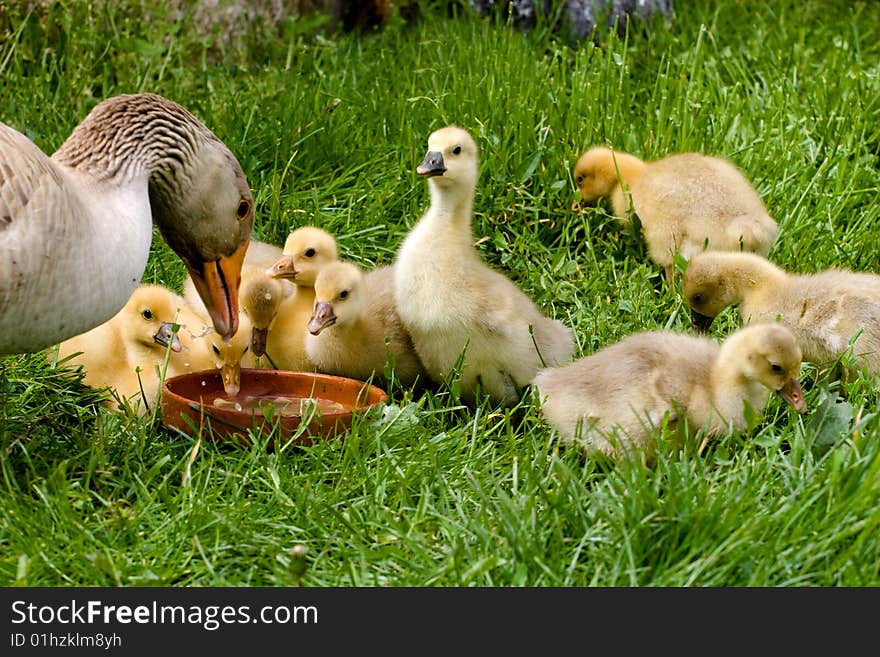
[771,364,783,374]
[141,309,153,320]
[212,345,221,356]
[339,290,349,299]
[236,199,251,220]
[304,248,316,258]
[452,145,462,155]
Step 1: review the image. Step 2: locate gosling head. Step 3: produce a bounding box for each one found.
[572,146,627,203]
[121,285,183,354]
[266,226,338,287]
[417,125,479,192]
[206,314,253,396]
[682,252,745,332]
[308,261,366,336]
[728,323,807,413]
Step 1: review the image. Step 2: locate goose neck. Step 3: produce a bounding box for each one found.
[613,152,646,188]
[52,99,209,185]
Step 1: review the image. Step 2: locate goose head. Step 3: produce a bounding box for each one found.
[120,285,184,355]
[417,125,479,193]
[266,226,338,287]
[723,323,807,413]
[307,261,365,335]
[57,93,254,341]
[572,147,633,203]
[148,134,253,342]
[240,266,285,357]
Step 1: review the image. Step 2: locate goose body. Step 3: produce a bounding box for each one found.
[532,323,806,458]
[683,251,880,374]
[394,125,574,406]
[265,226,339,371]
[55,284,188,415]
[1,93,253,356]
[306,262,425,387]
[573,147,778,281]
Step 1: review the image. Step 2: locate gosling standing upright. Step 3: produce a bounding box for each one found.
[395,125,574,406]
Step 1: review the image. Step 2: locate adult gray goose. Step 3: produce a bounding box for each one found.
[0,92,253,356]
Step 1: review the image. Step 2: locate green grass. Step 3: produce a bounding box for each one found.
[1,0,879,586]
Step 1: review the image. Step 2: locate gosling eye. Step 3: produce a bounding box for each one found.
[576,175,584,185]
[691,293,704,306]
[304,248,316,258]
[771,363,783,374]
[452,145,462,155]
[141,309,153,320]
[236,199,251,220]
[243,345,249,354]
[339,290,349,299]
[212,345,221,356]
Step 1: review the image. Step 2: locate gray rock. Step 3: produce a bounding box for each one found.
[470,0,674,40]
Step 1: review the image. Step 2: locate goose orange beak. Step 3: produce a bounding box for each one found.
[188,239,249,341]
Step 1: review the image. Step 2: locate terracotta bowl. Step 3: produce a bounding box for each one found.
[160,368,388,447]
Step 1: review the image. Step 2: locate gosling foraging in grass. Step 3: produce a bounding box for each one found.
[264,226,339,371]
[572,147,779,282]
[682,251,880,375]
[394,125,575,406]
[532,323,807,459]
[306,261,425,387]
[54,284,186,415]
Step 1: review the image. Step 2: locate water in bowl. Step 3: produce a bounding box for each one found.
[211,394,346,417]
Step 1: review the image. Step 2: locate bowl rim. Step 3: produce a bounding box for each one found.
[159,368,390,446]
[161,368,389,416]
